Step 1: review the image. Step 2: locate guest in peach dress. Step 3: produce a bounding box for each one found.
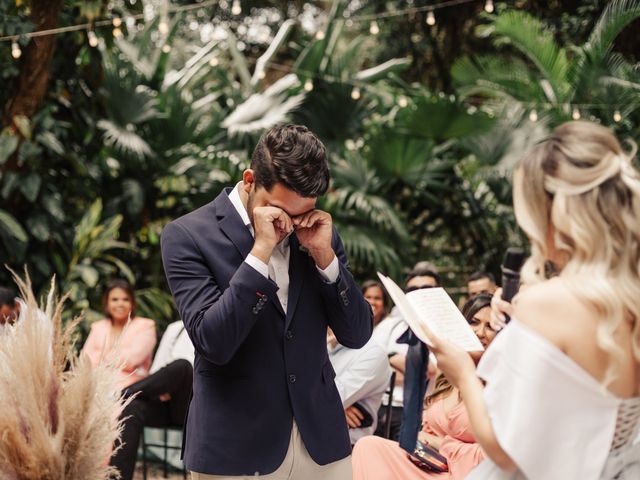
[81,279,156,389]
[352,294,495,480]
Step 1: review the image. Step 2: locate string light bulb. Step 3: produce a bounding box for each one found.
[158,20,169,35]
[351,87,361,100]
[112,16,123,27]
[529,109,538,122]
[315,30,325,40]
[613,110,622,122]
[112,27,123,38]
[162,44,171,53]
[572,108,581,120]
[11,40,21,59]
[257,70,266,79]
[87,29,99,48]
[369,21,380,35]
[426,11,436,26]
[231,0,242,15]
[398,96,408,108]
[484,0,495,13]
[304,79,314,92]
[209,57,219,67]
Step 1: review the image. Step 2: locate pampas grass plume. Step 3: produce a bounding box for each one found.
[0,270,128,479]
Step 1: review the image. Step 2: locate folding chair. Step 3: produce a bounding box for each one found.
[141,425,187,479]
[384,371,397,439]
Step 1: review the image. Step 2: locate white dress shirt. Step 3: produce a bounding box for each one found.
[150,320,195,373]
[228,182,339,312]
[328,337,391,444]
[371,310,409,406]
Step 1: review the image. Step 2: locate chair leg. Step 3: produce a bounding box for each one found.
[142,430,148,480]
[163,427,169,478]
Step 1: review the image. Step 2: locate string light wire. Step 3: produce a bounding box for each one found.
[0,0,631,118]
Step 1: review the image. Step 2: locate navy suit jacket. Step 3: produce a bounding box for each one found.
[160,188,373,475]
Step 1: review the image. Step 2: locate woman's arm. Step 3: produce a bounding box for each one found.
[457,374,516,471]
[428,335,516,472]
[118,318,157,371]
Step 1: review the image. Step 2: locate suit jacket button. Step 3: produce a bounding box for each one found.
[288,374,297,383]
[285,330,294,340]
[252,306,259,315]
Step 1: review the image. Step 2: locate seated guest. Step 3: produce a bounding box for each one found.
[0,286,19,333]
[81,279,156,389]
[466,271,497,298]
[327,327,390,445]
[0,285,47,334]
[362,280,388,328]
[111,321,194,480]
[352,294,496,479]
[373,261,441,440]
[80,279,157,480]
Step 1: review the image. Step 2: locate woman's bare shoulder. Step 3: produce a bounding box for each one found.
[513,278,595,349]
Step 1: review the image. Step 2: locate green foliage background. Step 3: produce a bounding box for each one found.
[1,0,639,337]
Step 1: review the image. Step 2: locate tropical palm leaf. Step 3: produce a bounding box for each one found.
[584,0,640,67]
[335,224,405,278]
[328,156,410,242]
[97,120,153,159]
[452,55,547,102]
[492,10,570,102]
[221,74,305,136]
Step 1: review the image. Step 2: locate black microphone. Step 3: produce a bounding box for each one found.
[501,248,526,322]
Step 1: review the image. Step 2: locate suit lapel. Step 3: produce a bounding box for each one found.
[216,187,254,260]
[285,235,306,330]
[216,188,286,318]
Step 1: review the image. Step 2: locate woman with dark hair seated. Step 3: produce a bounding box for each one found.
[82,279,156,389]
[81,279,193,480]
[352,294,496,480]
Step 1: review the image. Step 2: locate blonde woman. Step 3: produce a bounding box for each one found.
[431,121,640,479]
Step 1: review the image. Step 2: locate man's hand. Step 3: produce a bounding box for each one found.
[293,209,334,268]
[344,405,364,428]
[250,206,293,263]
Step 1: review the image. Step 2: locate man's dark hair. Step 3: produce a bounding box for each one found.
[468,270,496,284]
[250,124,330,197]
[406,261,441,287]
[0,287,17,307]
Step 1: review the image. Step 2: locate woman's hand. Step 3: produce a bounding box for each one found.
[427,333,477,390]
[344,406,364,428]
[417,431,442,450]
[490,288,515,331]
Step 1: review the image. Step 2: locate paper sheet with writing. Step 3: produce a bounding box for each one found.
[377,273,483,352]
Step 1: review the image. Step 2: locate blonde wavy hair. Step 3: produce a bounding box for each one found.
[513,120,640,383]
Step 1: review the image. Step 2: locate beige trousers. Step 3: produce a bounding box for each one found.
[190,421,352,480]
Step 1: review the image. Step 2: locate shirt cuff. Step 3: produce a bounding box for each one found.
[245,254,269,279]
[316,255,339,283]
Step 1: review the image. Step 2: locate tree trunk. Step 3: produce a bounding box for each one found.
[2,0,64,132]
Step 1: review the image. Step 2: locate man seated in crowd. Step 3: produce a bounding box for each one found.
[327,328,390,445]
[0,285,47,334]
[0,287,20,332]
[111,320,194,479]
[372,261,441,440]
[467,270,497,298]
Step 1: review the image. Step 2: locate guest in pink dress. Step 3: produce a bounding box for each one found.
[352,294,495,480]
[81,279,156,389]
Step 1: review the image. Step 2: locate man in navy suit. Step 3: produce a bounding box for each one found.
[161,124,373,479]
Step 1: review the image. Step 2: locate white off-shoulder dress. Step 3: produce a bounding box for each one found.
[466,320,640,480]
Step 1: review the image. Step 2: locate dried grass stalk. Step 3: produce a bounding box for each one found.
[0,270,128,479]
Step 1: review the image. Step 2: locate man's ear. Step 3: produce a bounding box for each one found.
[242,169,255,193]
